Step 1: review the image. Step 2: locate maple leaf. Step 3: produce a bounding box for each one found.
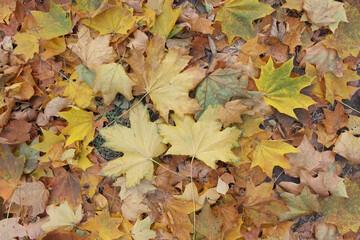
[174,182,220,206]
[195,68,256,121]
[31,0,72,40]
[12,181,49,217]
[347,115,360,135]
[322,104,348,133]
[159,106,241,169]
[251,139,300,177]
[195,200,223,240]
[13,32,39,61]
[82,209,124,240]
[302,0,348,32]
[0,218,27,240]
[131,216,156,240]
[0,1,16,23]
[41,200,83,233]
[67,26,117,69]
[93,63,135,105]
[150,0,182,38]
[324,69,358,104]
[215,0,273,43]
[285,136,335,178]
[277,185,320,221]
[83,5,138,35]
[305,43,343,78]
[126,35,206,120]
[48,168,81,208]
[163,199,194,240]
[334,131,360,164]
[99,104,167,187]
[323,4,360,58]
[41,37,66,59]
[254,57,316,119]
[0,145,25,201]
[115,177,156,203]
[58,107,95,147]
[243,180,289,227]
[60,73,94,109]
[320,179,360,234]
[189,17,214,35]
[32,128,66,162]
[71,0,107,17]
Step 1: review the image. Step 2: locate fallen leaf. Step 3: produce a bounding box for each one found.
[159,106,241,169]
[115,177,156,203]
[277,185,319,221]
[252,139,300,177]
[0,145,25,201]
[0,119,32,144]
[41,200,83,233]
[323,4,360,58]
[320,179,360,234]
[48,167,81,208]
[99,104,167,187]
[322,104,348,133]
[67,25,116,68]
[150,0,182,38]
[36,97,72,126]
[243,179,288,227]
[195,200,223,240]
[216,0,273,43]
[12,181,49,217]
[324,69,358,104]
[126,35,206,120]
[131,216,156,240]
[334,131,360,164]
[82,5,138,35]
[82,208,124,240]
[0,218,27,240]
[305,43,343,78]
[71,0,107,17]
[59,107,94,146]
[41,37,66,59]
[31,0,72,40]
[254,57,315,119]
[93,63,135,105]
[189,17,214,34]
[13,32,39,61]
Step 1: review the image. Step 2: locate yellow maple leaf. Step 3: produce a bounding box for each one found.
[13,32,39,61]
[93,63,135,105]
[252,140,300,177]
[215,0,273,44]
[82,209,124,240]
[99,104,167,187]
[83,5,139,35]
[58,107,94,146]
[41,200,83,233]
[41,37,66,59]
[131,216,156,240]
[159,106,241,169]
[254,57,316,119]
[150,0,182,38]
[126,35,206,120]
[31,0,72,40]
[60,71,94,109]
[68,25,117,68]
[32,128,66,162]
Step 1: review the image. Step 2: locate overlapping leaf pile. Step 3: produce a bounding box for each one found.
[1,0,360,239]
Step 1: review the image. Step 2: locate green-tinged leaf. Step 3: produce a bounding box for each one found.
[72,0,107,17]
[131,216,156,240]
[254,57,316,119]
[150,0,182,38]
[278,185,320,221]
[0,145,25,201]
[215,0,273,43]
[323,4,360,58]
[76,64,95,87]
[31,0,72,40]
[195,68,250,118]
[195,200,223,240]
[320,179,360,234]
